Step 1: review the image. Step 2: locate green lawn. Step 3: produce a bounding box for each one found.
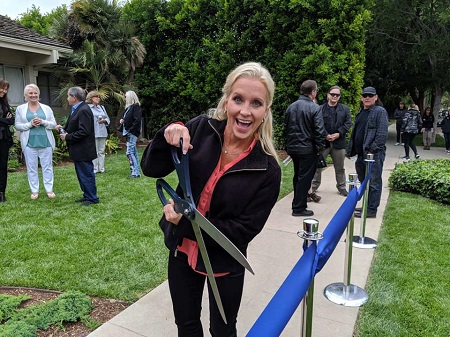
[0,149,294,302]
[355,191,450,336]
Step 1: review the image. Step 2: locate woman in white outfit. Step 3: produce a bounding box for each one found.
[15,84,56,199]
[86,91,110,173]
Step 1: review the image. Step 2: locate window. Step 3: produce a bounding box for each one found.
[37,72,61,107]
[0,65,25,106]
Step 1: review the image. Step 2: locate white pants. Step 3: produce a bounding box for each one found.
[93,137,107,173]
[24,146,54,193]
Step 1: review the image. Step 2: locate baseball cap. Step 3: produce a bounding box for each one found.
[361,86,377,95]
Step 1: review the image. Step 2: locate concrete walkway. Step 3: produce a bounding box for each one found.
[87,124,446,337]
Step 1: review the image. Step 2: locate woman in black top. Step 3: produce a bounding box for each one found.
[0,79,15,202]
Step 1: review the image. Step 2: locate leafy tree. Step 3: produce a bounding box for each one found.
[365,0,450,118]
[16,4,69,36]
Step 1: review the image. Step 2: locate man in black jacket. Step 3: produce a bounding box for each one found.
[284,80,326,216]
[58,87,99,206]
[311,86,352,199]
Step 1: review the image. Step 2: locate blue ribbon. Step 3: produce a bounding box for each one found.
[247,166,372,337]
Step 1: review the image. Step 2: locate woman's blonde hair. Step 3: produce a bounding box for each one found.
[85,90,101,104]
[209,62,278,160]
[23,84,40,101]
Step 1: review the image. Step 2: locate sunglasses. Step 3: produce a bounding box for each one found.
[329,93,340,97]
[362,94,375,98]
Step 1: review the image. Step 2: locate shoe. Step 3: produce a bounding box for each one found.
[308,192,321,203]
[75,198,87,203]
[401,143,404,146]
[401,156,410,161]
[394,142,400,146]
[292,209,314,216]
[82,200,99,206]
[47,192,56,198]
[0,192,5,202]
[31,193,39,200]
[354,211,376,218]
[338,189,348,196]
[129,175,141,178]
[355,207,362,212]
[415,154,420,159]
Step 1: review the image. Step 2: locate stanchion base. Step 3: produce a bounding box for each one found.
[352,236,377,249]
[323,283,369,307]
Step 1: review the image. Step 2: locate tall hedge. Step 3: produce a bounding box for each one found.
[124,0,374,147]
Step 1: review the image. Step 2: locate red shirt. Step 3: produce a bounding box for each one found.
[177,139,256,276]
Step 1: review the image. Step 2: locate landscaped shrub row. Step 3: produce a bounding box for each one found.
[389,158,450,204]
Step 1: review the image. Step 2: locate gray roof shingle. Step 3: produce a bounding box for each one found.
[0,14,71,50]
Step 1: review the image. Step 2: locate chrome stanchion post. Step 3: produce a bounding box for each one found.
[323,174,369,306]
[297,219,323,337]
[353,153,378,249]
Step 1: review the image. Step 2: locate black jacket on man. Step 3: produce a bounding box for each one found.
[319,102,352,149]
[64,101,97,162]
[284,95,326,155]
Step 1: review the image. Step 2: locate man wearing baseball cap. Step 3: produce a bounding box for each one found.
[346,86,389,218]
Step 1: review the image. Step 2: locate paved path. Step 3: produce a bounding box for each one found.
[88,124,446,337]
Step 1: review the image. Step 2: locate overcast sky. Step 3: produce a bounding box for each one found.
[1,0,73,19]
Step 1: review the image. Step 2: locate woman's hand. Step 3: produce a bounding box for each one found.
[164,123,192,154]
[163,199,183,225]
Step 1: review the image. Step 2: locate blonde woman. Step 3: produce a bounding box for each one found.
[118,91,142,177]
[141,62,281,336]
[86,91,110,173]
[15,84,56,199]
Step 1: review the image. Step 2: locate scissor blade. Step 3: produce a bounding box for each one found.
[191,222,227,324]
[194,210,254,275]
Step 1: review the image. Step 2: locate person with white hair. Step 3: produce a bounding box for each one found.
[15,84,57,199]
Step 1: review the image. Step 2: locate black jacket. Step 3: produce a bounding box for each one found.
[441,115,450,133]
[0,100,14,145]
[284,95,326,155]
[141,115,281,274]
[64,102,97,162]
[422,114,434,130]
[319,102,352,150]
[118,103,141,137]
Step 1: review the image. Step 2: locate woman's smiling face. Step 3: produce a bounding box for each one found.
[224,77,268,141]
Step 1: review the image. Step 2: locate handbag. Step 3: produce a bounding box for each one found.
[317,153,327,168]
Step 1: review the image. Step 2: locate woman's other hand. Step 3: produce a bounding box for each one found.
[163,198,183,225]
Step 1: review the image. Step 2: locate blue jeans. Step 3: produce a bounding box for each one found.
[355,152,385,215]
[74,161,99,202]
[126,134,140,176]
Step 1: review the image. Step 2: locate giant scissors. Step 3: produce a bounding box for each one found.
[156,139,254,324]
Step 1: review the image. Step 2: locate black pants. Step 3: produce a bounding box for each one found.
[396,122,402,143]
[168,252,244,337]
[291,153,318,212]
[0,140,10,192]
[402,132,417,157]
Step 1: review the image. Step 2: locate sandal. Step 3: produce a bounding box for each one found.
[31,193,39,200]
[47,192,56,198]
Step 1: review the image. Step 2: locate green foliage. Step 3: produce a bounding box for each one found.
[105,133,121,155]
[128,0,372,144]
[0,294,31,321]
[0,291,93,337]
[16,4,68,35]
[389,158,450,204]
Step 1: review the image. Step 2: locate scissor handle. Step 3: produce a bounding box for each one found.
[171,138,194,202]
[156,178,195,220]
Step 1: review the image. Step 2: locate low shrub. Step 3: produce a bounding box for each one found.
[389,158,450,204]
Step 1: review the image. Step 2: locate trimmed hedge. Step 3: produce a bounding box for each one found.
[389,158,450,205]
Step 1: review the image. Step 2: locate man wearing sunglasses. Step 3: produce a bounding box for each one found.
[311,86,352,200]
[347,86,388,218]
